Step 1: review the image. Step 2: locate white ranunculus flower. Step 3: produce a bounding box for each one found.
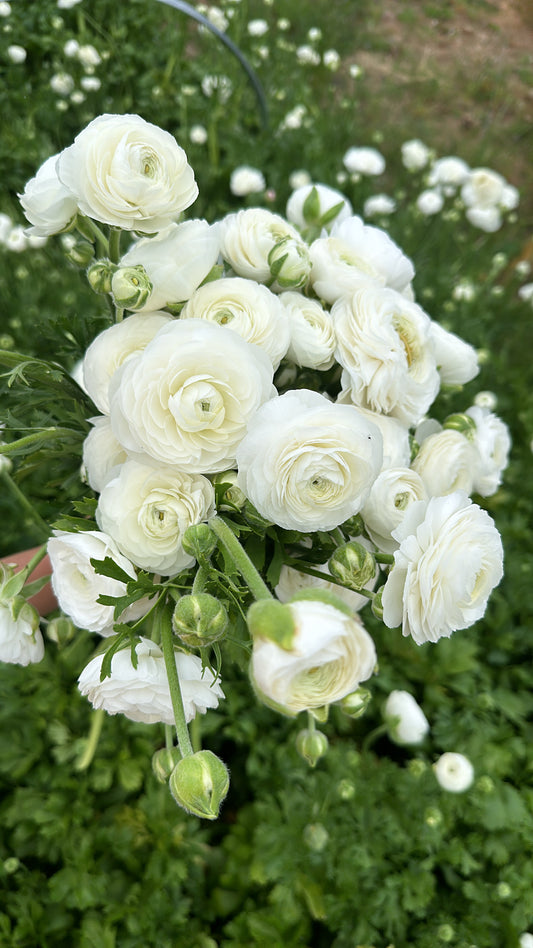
[383,690,430,745]
[343,146,385,176]
[57,113,198,232]
[500,183,519,210]
[428,156,470,191]
[309,215,415,303]
[180,276,290,369]
[96,459,215,575]
[433,752,474,792]
[461,167,505,209]
[218,207,311,290]
[382,491,504,645]
[0,602,44,666]
[236,389,382,531]
[363,194,397,217]
[466,405,511,497]
[48,530,149,635]
[78,637,224,724]
[251,599,376,715]
[336,393,412,470]
[429,320,479,386]
[332,285,440,426]
[83,311,172,414]
[82,415,128,492]
[401,139,431,172]
[7,44,27,63]
[19,154,78,237]
[362,467,428,552]
[110,319,274,473]
[279,290,336,370]
[119,219,220,312]
[416,189,444,216]
[285,182,353,231]
[465,205,502,233]
[229,165,266,196]
[519,934,533,948]
[275,546,376,613]
[412,429,476,497]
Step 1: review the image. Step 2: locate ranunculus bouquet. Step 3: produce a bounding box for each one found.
[1,113,508,820]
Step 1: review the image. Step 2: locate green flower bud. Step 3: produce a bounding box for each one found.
[46,616,76,647]
[303,823,329,852]
[66,240,95,267]
[268,235,311,288]
[337,779,356,801]
[296,728,328,767]
[152,746,182,784]
[497,881,511,899]
[408,759,427,778]
[169,750,229,821]
[437,924,454,942]
[338,686,372,718]
[181,523,217,561]
[371,587,384,620]
[247,599,296,650]
[172,594,228,647]
[212,470,246,511]
[86,259,114,294]
[476,775,495,794]
[328,541,376,591]
[111,264,153,310]
[242,501,273,530]
[340,513,365,535]
[3,857,21,875]
[424,806,443,828]
[11,597,39,632]
[443,412,477,439]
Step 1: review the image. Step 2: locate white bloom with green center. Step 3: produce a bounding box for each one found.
[362,467,428,553]
[19,153,78,237]
[218,207,311,291]
[57,113,198,232]
[251,599,376,715]
[180,276,290,369]
[433,752,474,792]
[382,491,504,645]
[96,459,215,575]
[332,284,440,426]
[109,319,275,473]
[236,388,382,531]
[78,637,224,725]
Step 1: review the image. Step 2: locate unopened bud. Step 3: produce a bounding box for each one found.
[172,594,228,647]
[86,259,114,294]
[247,599,295,650]
[181,523,217,562]
[443,413,477,439]
[328,541,376,591]
[338,686,371,718]
[46,616,75,647]
[152,746,182,784]
[438,925,454,942]
[212,470,246,511]
[296,728,328,767]
[340,514,364,536]
[371,587,384,620]
[11,597,40,632]
[303,823,329,852]
[66,240,94,267]
[268,235,311,289]
[337,779,356,800]
[111,264,152,310]
[169,750,229,820]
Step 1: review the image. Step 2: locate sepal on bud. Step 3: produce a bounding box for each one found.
[371,587,384,620]
[338,686,372,718]
[172,594,228,648]
[268,235,311,289]
[152,746,182,784]
[296,728,329,767]
[111,264,152,310]
[247,599,296,650]
[66,240,95,267]
[182,523,217,562]
[87,259,114,294]
[443,413,477,439]
[212,470,246,511]
[10,596,40,632]
[328,541,376,590]
[169,750,229,820]
[46,616,76,647]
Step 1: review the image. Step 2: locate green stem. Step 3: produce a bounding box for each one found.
[284,559,374,598]
[1,471,51,540]
[165,724,174,751]
[108,227,122,264]
[209,516,273,601]
[0,427,81,456]
[190,715,202,754]
[114,307,124,323]
[374,553,395,565]
[192,564,209,595]
[75,708,105,771]
[158,601,194,758]
[307,710,316,733]
[76,217,109,256]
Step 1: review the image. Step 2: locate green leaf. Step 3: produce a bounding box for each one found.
[90,555,134,584]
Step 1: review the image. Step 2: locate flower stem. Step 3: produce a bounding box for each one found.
[75,708,105,771]
[209,515,273,601]
[0,470,51,540]
[158,601,194,758]
[283,558,374,598]
[108,227,122,264]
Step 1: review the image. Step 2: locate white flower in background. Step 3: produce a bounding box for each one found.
[401,139,430,172]
[119,219,220,311]
[190,124,208,145]
[363,194,397,217]
[251,599,376,715]
[64,39,79,57]
[70,91,85,106]
[465,205,502,232]
[275,545,377,613]
[57,113,198,232]
[110,319,275,473]
[384,690,430,745]
[286,182,352,230]
[474,390,497,410]
[279,104,307,131]
[5,227,28,252]
[501,183,519,210]
[0,213,11,242]
[519,934,533,948]
[412,429,476,497]
[323,49,340,70]
[518,282,533,302]
[201,5,228,31]
[452,280,476,301]
[82,415,128,492]
[57,0,83,7]
[78,637,224,724]
[83,310,172,414]
[429,321,479,385]
[310,215,415,303]
[77,43,101,68]
[349,63,362,78]
[332,285,440,426]
[96,459,215,575]
[416,189,444,215]
[433,752,474,792]
[0,2,12,15]
[248,18,268,35]
[218,207,311,290]
[289,169,312,190]
[362,467,428,552]
[428,156,470,193]
[50,72,75,96]
[461,167,505,210]
[48,530,149,635]
[201,74,232,102]
[382,491,504,645]
[466,405,511,496]
[296,45,321,65]
[343,146,386,176]
[7,45,26,63]
[19,153,78,237]
[180,276,290,369]
[307,27,322,41]
[236,389,382,531]
[80,76,101,92]
[0,602,44,666]
[229,165,266,196]
[279,290,336,370]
